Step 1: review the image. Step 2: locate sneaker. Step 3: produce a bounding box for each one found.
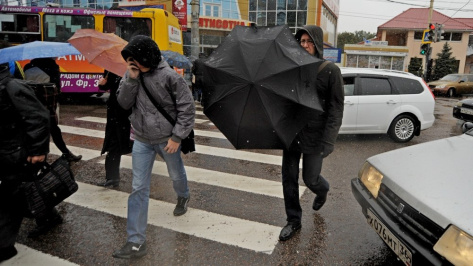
[173,195,190,216]
[62,152,82,162]
[98,179,119,188]
[112,241,147,259]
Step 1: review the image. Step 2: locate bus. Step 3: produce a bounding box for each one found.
[0,5,184,95]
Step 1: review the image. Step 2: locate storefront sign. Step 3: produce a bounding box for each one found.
[172,0,187,31]
[324,48,341,63]
[118,0,161,7]
[199,17,247,30]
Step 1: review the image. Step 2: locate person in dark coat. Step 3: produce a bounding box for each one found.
[0,65,50,262]
[191,53,205,102]
[279,25,344,241]
[23,58,82,163]
[97,70,133,188]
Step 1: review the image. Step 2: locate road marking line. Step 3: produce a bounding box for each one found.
[59,125,290,167]
[65,182,281,254]
[7,244,79,265]
[107,156,304,199]
[76,116,210,125]
[75,117,225,139]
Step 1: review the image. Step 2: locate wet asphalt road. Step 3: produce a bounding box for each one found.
[9,95,464,266]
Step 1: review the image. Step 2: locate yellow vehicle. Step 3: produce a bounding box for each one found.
[0,5,183,94]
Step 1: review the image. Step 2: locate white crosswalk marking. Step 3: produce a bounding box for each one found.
[59,125,293,167]
[64,182,281,254]
[5,244,79,265]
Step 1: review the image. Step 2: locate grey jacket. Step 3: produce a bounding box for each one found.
[117,59,195,145]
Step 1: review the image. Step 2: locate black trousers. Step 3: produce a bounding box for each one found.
[50,115,69,154]
[281,149,329,224]
[0,179,25,249]
[104,133,122,181]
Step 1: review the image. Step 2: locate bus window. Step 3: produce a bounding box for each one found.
[103,17,151,41]
[43,14,95,42]
[0,14,41,43]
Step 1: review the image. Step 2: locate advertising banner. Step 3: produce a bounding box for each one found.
[172,0,187,30]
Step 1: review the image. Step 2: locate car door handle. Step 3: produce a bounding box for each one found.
[344,101,354,106]
[386,100,398,105]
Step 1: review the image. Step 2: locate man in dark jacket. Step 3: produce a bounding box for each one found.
[23,58,82,163]
[279,25,344,241]
[0,65,50,262]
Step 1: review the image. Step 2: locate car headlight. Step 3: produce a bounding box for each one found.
[455,101,463,107]
[434,225,473,265]
[436,85,446,89]
[358,162,383,198]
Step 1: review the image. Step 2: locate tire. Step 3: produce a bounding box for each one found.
[448,88,456,97]
[388,115,416,143]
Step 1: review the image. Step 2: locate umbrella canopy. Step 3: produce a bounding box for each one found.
[202,25,324,150]
[161,50,192,69]
[68,29,128,76]
[0,41,81,64]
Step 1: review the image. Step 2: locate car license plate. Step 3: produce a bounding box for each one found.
[367,209,413,266]
[460,108,473,115]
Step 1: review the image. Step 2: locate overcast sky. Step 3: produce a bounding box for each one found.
[338,0,473,33]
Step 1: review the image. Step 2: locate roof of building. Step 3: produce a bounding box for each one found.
[378,8,473,31]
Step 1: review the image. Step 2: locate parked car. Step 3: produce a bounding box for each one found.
[453,98,473,125]
[428,74,473,97]
[340,68,435,142]
[351,126,473,265]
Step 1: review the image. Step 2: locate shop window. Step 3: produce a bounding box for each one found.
[297,0,307,10]
[287,0,296,10]
[296,11,306,27]
[277,0,286,10]
[267,12,276,26]
[276,11,286,25]
[249,0,257,11]
[451,32,462,41]
[287,11,295,27]
[249,12,256,22]
[204,4,221,17]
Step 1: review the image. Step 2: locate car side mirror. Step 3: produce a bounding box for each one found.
[459,80,465,83]
[462,122,473,133]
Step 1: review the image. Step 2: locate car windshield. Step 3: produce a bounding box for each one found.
[440,75,460,81]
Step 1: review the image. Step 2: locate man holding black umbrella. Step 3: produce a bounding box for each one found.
[279,25,344,241]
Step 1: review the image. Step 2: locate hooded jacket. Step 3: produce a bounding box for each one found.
[117,37,195,145]
[292,25,344,153]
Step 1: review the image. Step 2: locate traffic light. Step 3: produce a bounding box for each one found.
[435,24,445,42]
[428,23,435,42]
[420,44,429,55]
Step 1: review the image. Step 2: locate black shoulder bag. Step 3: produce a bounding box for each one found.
[139,75,195,154]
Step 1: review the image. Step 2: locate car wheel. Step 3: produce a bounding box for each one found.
[448,88,456,97]
[388,115,416,143]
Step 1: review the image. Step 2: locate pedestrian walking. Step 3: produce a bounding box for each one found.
[0,64,50,262]
[191,53,205,102]
[23,58,82,162]
[113,35,195,259]
[97,70,133,188]
[279,25,344,241]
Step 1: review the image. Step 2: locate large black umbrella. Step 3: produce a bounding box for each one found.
[202,24,324,149]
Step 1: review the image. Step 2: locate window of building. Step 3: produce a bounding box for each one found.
[346,54,405,71]
[414,31,424,40]
[204,3,221,17]
[249,0,307,33]
[451,32,462,41]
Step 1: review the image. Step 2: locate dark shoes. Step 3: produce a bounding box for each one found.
[173,196,190,216]
[279,222,302,241]
[99,179,119,188]
[0,246,18,262]
[28,211,63,238]
[112,241,147,259]
[62,152,82,162]
[313,192,328,211]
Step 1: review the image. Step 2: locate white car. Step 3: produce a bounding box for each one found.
[351,126,473,265]
[340,68,435,142]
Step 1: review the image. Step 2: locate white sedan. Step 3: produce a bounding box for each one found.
[351,126,473,265]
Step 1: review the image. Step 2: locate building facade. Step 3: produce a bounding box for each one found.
[6,0,340,57]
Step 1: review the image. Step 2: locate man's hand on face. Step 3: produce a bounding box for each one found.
[126,57,140,79]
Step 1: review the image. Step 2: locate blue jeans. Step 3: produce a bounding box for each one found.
[126,139,189,244]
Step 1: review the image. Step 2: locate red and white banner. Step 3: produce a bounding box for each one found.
[172,0,187,31]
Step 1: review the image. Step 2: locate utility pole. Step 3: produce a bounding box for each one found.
[424,0,434,81]
[190,0,200,59]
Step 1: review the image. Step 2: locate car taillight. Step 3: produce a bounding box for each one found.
[423,80,435,100]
